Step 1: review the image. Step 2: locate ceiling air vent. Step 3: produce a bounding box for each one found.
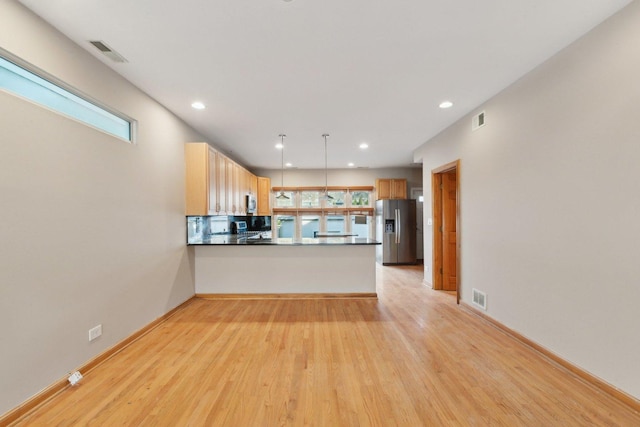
[89,41,128,63]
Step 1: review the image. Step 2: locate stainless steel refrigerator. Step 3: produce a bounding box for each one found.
[376,199,417,265]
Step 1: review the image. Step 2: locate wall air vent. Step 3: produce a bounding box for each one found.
[89,41,128,63]
[472,111,485,131]
[472,288,487,310]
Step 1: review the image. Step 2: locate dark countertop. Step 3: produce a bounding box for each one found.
[188,235,380,246]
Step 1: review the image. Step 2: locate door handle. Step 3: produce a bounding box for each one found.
[396,208,401,244]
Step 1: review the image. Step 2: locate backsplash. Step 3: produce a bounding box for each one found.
[187,215,272,243]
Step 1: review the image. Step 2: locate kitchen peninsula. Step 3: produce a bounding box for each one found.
[190,235,379,297]
[184,141,381,297]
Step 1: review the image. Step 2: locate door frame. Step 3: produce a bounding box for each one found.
[432,160,461,303]
[410,188,424,261]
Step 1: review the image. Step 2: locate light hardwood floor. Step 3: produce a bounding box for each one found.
[12,265,640,426]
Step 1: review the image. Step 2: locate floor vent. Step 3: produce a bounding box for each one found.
[472,288,487,310]
[89,41,128,63]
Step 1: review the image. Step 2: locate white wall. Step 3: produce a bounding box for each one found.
[414,1,640,398]
[254,167,423,254]
[0,1,205,414]
[253,167,422,192]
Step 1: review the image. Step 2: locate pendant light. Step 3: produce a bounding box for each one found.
[276,134,290,200]
[322,134,334,200]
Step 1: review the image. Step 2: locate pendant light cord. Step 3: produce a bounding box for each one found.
[280,134,286,188]
[322,134,332,200]
[276,134,290,200]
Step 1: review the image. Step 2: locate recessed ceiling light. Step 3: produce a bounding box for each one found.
[359,143,369,149]
[275,143,283,149]
[348,162,355,167]
[191,101,206,110]
[285,162,292,167]
[439,101,453,109]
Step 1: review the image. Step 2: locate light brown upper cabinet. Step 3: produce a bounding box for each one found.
[215,150,227,214]
[235,165,254,215]
[225,158,238,215]
[185,142,260,216]
[257,177,271,215]
[250,174,258,199]
[375,178,407,200]
[185,143,216,215]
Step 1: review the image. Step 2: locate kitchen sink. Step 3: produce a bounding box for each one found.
[244,239,272,244]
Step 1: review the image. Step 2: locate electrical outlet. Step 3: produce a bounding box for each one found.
[68,371,83,386]
[89,324,102,341]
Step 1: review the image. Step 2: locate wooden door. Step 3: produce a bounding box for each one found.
[442,171,457,291]
[431,160,460,302]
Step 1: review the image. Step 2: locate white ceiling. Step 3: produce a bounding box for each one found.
[18,0,631,170]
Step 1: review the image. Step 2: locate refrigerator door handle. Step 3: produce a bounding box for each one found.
[396,208,401,244]
[393,209,397,243]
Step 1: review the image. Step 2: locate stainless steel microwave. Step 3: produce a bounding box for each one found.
[246,194,256,214]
